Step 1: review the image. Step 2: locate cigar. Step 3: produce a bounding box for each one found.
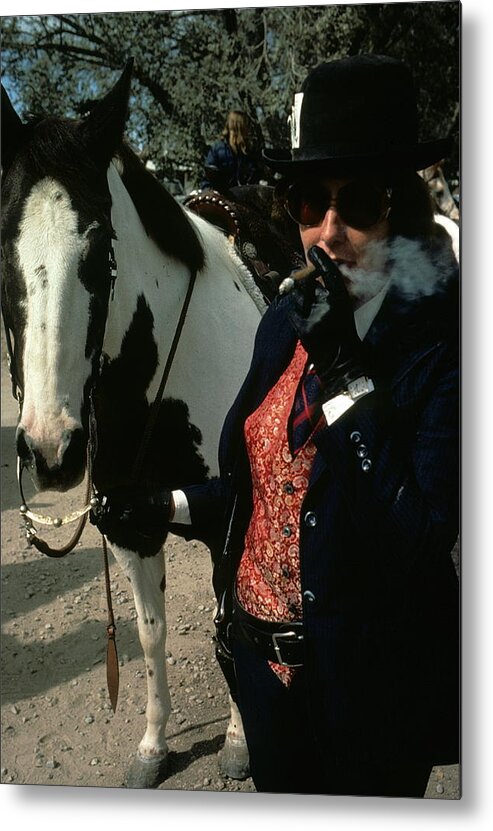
[278,264,317,295]
[278,247,343,295]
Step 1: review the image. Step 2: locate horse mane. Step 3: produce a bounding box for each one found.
[115,142,205,274]
[14,115,205,274]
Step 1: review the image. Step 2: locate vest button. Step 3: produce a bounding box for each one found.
[304,511,317,527]
[283,481,295,494]
[350,431,362,444]
[282,565,290,578]
[303,590,316,604]
[282,525,292,537]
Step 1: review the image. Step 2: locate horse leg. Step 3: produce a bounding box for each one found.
[213,636,250,779]
[219,695,250,780]
[110,544,171,788]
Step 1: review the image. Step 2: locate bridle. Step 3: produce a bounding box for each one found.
[5,238,197,551]
[1,244,117,559]
[2,238,198,710]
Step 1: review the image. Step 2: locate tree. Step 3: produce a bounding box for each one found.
[1,3,460,187]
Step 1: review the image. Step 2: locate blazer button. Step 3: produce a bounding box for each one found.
[356,444,368,458]
[303,590,316,604]
[350,431,362,444]
[361,459,372,472]
[304,511,317,527]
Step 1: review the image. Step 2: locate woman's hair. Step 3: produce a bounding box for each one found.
[222,111,250,155]
[388,171,436,239]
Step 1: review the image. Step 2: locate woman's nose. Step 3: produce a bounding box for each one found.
[319,206,347,246]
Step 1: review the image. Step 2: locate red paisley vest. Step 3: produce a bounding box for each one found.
[236,341,321,685]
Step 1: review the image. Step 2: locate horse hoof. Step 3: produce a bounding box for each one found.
[125,753,168,789]
[218,737,250,780]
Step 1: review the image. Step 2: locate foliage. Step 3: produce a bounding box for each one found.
[1,3,460,188]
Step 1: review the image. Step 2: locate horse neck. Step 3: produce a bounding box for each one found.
[102,163,192,362]
[94,167,264,484]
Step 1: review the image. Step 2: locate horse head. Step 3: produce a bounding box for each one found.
[1,62,133,492]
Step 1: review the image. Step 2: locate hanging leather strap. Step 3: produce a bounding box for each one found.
[102,533,119,712]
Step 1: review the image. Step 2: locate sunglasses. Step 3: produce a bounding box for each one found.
[285,180,392,230]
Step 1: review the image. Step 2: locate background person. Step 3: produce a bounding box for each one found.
[201,109,261,192]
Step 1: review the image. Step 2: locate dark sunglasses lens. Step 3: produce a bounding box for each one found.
[337,182,387,229]
[286,181,388,229]
[286,184,327,226]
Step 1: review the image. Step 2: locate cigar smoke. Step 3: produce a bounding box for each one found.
[280,228,458,306]
[340,234,457,305]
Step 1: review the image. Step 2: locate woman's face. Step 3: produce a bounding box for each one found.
[296,177,391,307]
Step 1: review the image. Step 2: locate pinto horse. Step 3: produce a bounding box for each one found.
[1,63,265,788]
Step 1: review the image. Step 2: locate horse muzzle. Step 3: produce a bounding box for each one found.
[16,424,87,492]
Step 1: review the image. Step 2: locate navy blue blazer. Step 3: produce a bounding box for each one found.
[201,139,259,190]
[181,272,460,767]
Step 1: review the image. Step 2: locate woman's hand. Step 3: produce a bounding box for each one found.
[90,483,173,557]
[287,246,366,397]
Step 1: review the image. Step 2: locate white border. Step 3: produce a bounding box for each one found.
[1,1,492,829]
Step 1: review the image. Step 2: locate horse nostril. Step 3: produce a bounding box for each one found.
[16,426,35,465]
[62,427,86,470]
[15,425,86,471]
[60,428,74,458]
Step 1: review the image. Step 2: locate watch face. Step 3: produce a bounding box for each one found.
[347,376,375,400]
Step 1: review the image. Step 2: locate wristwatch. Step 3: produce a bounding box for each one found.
[321,376,375,426]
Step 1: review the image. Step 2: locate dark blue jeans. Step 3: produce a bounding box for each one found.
[231,637,433,797]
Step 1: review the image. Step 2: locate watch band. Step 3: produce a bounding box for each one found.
[322,376,374,426]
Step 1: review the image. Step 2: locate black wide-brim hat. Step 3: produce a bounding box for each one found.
[263,54,451,176]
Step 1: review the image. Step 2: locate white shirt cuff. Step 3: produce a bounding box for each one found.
[171,489,192,525]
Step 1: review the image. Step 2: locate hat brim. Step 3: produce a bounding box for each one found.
[263,138,451,176]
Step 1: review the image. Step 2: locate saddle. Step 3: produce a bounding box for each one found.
[185,185,305,303]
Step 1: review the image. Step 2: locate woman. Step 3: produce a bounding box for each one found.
[201,110,261,191]
[96,55,459,798]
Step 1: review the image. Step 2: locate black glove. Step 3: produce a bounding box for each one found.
[286,246,366,397]
[90,483,172,557]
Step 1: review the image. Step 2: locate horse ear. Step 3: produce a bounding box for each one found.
[1,84,26,169]
[79,59,134,165]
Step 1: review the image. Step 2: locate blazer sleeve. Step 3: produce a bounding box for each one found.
[170,475,229,550]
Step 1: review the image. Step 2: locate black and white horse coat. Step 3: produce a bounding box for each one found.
[1,65,264,787]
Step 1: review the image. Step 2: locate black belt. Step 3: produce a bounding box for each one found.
[232,595,304,667]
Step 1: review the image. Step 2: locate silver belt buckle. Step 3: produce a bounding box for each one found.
[272,630,304,667]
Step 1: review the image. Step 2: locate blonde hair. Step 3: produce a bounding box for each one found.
[222,111,250,155]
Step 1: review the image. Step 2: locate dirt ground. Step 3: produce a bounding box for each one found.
[0,342,459,798]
